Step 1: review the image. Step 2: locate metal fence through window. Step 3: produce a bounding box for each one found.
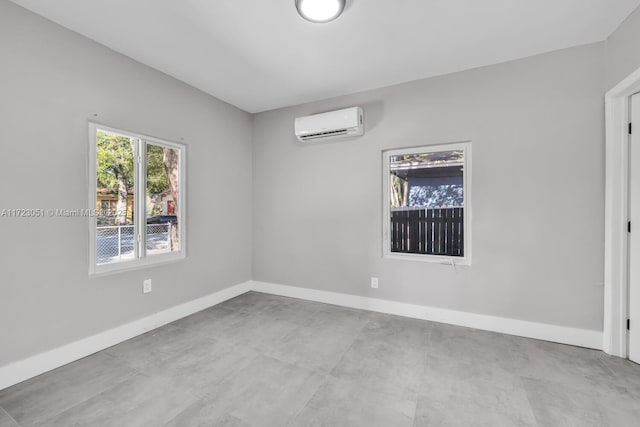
[96,223,172,264]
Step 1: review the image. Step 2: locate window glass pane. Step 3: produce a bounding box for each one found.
[146,143,180,255]
[96,130,135,265]
[389,149,464,256]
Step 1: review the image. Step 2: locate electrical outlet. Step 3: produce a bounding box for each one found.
[371,277,379,289]
[143,279,152,294]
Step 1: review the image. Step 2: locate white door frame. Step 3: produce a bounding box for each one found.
[604,66,640,357]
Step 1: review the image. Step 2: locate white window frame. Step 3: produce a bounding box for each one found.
[88,123,187,275]
[382,142,472,265]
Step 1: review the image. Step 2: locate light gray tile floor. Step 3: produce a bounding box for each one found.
[0,408,19,427]
[1,292,639,426]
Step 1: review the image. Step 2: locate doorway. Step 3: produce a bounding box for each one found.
[604,66,640,359]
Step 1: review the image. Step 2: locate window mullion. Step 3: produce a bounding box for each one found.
[135,139,147,259]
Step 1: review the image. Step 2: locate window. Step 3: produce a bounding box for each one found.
[89,123,186,274]
[382,142,471,264]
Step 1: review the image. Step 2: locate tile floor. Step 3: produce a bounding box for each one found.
[1,292,639,426]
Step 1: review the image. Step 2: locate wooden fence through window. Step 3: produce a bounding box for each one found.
[390,207,464,256]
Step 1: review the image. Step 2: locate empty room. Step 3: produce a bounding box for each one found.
[2,0,640,425]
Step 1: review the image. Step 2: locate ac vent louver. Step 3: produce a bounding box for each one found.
[299,129,349,140]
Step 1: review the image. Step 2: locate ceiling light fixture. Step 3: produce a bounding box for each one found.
[296,0,346,23]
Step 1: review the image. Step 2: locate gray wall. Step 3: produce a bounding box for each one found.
[605,5,640,90]
[0,0,253,365]
[253,43,606,331]
[4,0,639,367]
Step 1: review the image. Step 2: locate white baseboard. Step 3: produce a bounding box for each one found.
[1,278,604,391]
[250,281,603,350]
[0,280,252,391]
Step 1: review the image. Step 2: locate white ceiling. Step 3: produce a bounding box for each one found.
[11,0,640,113]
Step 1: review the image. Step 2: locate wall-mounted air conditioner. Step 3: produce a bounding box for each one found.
[294,106,364,143]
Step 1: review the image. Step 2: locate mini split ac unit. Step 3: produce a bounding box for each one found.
[294,106,364,142]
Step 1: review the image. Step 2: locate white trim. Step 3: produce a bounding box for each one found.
[89,252,187,277]
[88,123,98,271]
[136,136,145,259]
[381,141,472,265]
[252,281,602,350]
[604,66,640,357]
[0,281,252,391]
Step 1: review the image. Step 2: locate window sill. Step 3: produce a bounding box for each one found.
[383,252,470,266]
[89,251,186,277]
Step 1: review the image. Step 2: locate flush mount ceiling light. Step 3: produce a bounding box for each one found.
[296,0,346,23]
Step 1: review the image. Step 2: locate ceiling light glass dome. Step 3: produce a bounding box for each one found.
[296,0,346,23]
